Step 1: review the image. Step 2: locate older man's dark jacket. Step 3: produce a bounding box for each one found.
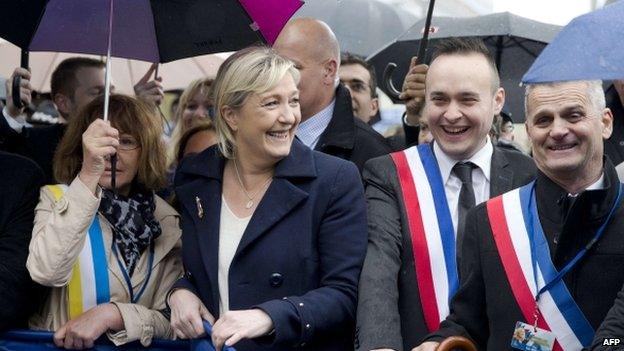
[315,85,392,172]
[0,152,48,330]
[426,159,624,350]
[355,144,535,351]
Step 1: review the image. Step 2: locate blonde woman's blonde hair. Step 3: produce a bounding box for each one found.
[212,46,300,159]
[167,78,214,168]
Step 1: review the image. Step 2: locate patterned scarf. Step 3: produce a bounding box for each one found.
[99,189,161,276]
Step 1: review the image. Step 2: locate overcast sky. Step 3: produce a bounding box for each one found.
[493,0,597,25]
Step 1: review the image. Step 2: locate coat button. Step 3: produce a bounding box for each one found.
[269,272,283,287]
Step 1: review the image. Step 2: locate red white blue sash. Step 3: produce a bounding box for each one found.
[486,183,599,351]
[391,144,458,332]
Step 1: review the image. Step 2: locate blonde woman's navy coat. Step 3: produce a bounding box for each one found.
[173,139,368,351]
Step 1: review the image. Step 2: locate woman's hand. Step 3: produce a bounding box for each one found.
[53,303,123,349]
[170,289,215,339]
[212,309,274,351]
[78,119,119,195]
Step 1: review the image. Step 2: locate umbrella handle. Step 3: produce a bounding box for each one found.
[111,154,117,192]
[383,62,402,100]
[12,50,30,110]
[11,75,24,109]
[436,336,478,351]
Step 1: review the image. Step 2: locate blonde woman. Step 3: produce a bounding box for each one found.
[167,78,214,168]
[27,95,182,349]
[169,46,367,351]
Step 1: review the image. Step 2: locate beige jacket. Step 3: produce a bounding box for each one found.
[27,177,183,346]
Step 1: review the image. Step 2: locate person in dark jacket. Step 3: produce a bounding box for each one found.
[589,281,624,350]
[273,18,392,172]
[414,80,624,351]
[0,151,47,330]
[168,46,367,351]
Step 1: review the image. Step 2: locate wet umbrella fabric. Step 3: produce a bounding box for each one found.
[522,1,624,84]
[0,0,303,63]
[294,0,416,57]
[368,12,560,122]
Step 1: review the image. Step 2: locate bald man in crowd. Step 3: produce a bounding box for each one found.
[273,18,391,172]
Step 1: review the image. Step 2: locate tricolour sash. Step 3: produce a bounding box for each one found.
[391,144,458,331]
[47,185,110,319]
[486,183,595,350]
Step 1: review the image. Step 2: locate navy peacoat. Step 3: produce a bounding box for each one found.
[172,139,368,350]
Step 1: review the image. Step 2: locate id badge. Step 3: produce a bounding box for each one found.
[511,321,556,351]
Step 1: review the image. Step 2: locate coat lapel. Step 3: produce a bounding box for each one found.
[177,178,222,311]
[176,148,226,310]
[490,147,513,197]
[234,178,308,258]
[235,140,316,258]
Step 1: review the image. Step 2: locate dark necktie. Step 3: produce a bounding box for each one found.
[453,161,477,234]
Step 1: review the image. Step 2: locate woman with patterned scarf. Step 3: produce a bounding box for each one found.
[26,94,183,349]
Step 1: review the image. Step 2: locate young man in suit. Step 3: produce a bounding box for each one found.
[273,18,392,172]
[415,79,624,350]
[355,38,535,351]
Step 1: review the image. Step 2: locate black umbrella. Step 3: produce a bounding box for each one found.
[368,12,561,122]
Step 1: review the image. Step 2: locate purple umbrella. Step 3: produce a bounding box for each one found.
[2,0,303,62]
[1,0,304,190]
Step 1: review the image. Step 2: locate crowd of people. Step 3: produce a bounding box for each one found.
[1,15,624,351]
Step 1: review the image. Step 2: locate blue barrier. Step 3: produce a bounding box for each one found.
[0,323,237,351]
[0,330,189,350]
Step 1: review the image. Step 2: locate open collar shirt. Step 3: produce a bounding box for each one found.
[296,99,335,149]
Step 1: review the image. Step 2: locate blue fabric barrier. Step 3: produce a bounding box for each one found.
[0,330,189,350]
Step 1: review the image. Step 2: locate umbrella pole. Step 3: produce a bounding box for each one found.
[382,0,436,100]
[103,0,117,192]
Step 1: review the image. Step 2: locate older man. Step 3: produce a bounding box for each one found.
[273,18,391,171]
[414,80,624,351]
[355,38,535,351]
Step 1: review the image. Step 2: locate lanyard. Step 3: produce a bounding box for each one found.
[526,182,622,303]
[112,240,155,303]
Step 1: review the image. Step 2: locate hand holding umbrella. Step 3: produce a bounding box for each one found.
[5,67,33,117]
[77,119,120,196]
[382,0,436,100]
[399,57,428,126]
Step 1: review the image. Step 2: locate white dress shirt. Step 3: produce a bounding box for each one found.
[433,139,493,234]
[2,106,31,132]
[296,99,335,149]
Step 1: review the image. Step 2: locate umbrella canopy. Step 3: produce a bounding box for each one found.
[522,1,624,84]
[294,0,416,57]
[368,12,561,122]
[1,0,303,63]
[0,40,225,94]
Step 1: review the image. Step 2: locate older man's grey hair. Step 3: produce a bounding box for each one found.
[524,80,606,119]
